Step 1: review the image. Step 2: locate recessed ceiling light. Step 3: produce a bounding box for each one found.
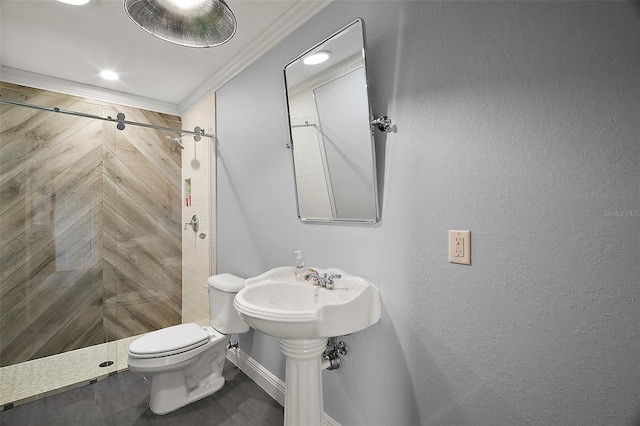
[100,70,119,81]
[57,0,90,5]
[303,51,331,66]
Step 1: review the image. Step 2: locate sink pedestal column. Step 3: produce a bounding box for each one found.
[279,338,328,426]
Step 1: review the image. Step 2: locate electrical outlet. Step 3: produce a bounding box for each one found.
[449,230,471,265]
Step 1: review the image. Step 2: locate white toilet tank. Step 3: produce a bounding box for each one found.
[207,273,250,334]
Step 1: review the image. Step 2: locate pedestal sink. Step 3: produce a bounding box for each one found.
[234,266,381,426]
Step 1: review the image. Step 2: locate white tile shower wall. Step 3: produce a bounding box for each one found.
[181,93,216,325]
[289,92,332,218]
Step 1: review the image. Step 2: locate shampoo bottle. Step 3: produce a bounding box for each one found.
[185,182,192,207]
[294,250,306,281]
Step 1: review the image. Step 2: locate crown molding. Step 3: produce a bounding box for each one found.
[0,66,181,116]
[178,0,333,115]
[1,0,332,117]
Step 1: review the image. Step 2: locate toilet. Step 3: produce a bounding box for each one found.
[127,273,249,415]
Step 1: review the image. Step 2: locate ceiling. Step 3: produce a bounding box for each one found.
[0,0,331,115]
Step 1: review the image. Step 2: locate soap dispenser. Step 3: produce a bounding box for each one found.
[294,250,306,281]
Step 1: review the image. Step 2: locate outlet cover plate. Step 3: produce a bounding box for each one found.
[449,230,471,265]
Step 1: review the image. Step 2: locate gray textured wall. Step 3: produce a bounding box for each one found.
[216,2,640,425]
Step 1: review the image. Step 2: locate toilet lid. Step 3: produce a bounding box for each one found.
[128,323,209,358]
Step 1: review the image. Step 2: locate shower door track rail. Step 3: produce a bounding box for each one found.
[0,98,212,147]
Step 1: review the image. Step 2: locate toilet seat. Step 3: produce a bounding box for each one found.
[128,323,210,359]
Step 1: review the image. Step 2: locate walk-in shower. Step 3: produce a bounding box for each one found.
[0,82,203,407]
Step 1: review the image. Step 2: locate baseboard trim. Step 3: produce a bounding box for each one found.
[227,349,341,426]
[226,348,285,406]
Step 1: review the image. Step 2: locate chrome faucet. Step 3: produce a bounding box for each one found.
[304,268,342,289]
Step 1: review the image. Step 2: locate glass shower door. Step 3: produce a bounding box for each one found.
[0,87,108,367]
[0,82,182,406]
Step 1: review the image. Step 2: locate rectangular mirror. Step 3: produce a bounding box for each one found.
[284,18,379,223]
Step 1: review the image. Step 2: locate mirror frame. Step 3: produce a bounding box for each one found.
[283,18,380,224]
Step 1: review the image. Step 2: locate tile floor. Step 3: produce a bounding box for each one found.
[0,363,284,426]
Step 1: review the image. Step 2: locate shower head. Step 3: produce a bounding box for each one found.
[165,135,185,149]
[165,126,205,149]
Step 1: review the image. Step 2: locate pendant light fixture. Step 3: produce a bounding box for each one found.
[124,0,237,48]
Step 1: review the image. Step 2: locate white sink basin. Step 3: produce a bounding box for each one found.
[233,266,380,339]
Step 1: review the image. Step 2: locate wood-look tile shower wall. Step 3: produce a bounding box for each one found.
[0,82,182,367]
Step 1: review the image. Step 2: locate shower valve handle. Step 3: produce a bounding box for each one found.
[184,214,199,232]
